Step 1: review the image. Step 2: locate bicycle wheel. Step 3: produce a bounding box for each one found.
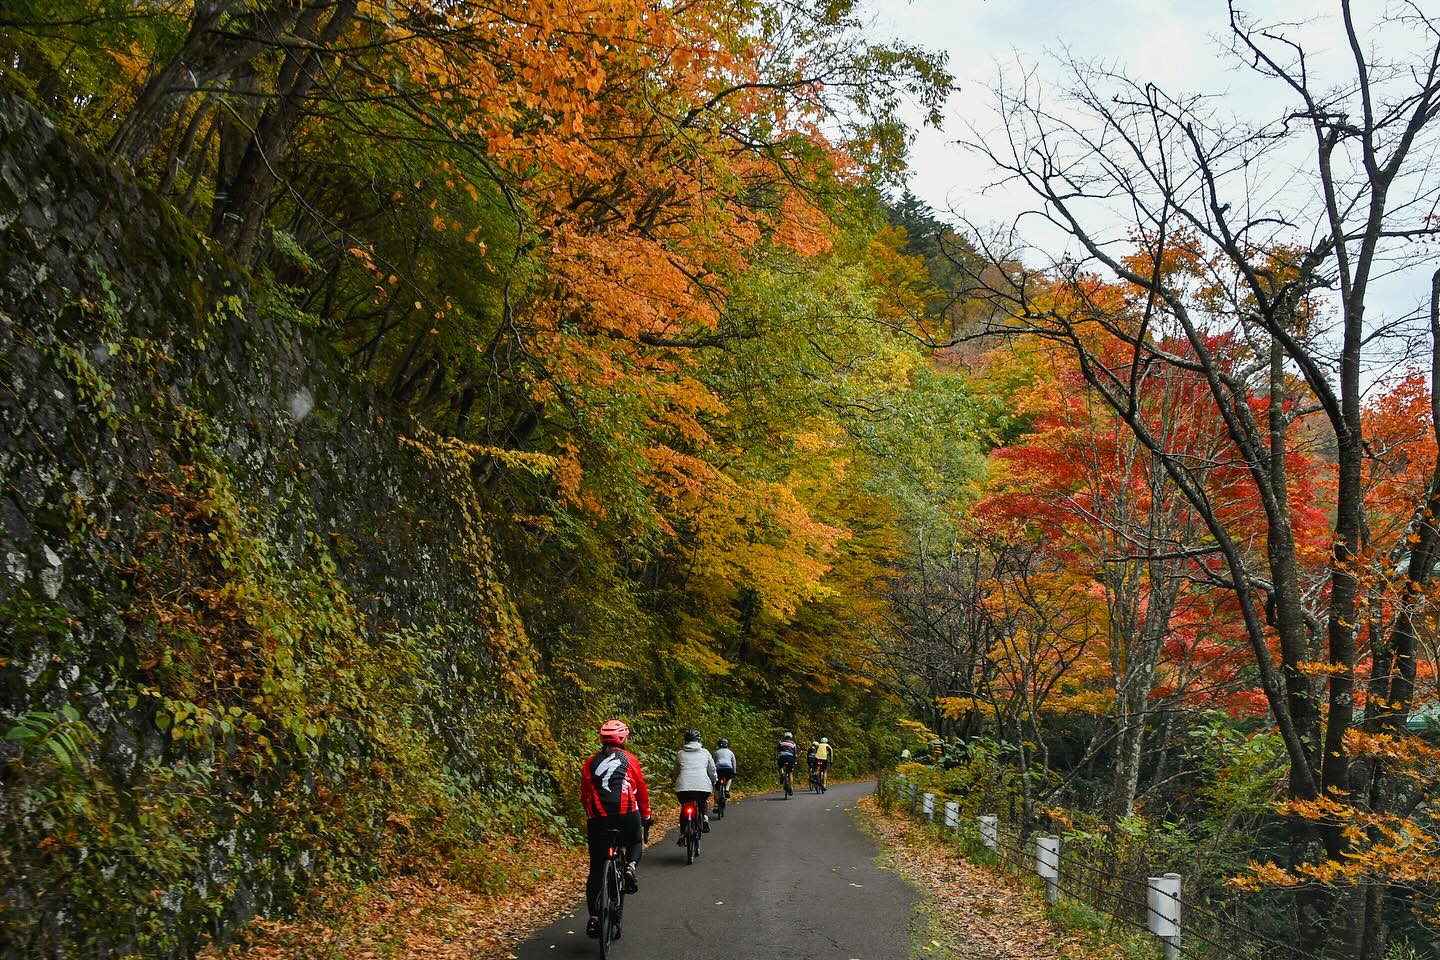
[716,784,726,817]
[684,822,696,865]
[599,859,618,958]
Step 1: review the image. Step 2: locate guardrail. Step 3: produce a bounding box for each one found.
[876,775,1325,960]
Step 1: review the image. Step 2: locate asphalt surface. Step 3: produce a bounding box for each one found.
[513,779,918,960]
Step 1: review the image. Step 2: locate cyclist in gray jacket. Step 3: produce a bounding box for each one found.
[674,730,718,839]
[713,738,738,815]
[714,739,737,780]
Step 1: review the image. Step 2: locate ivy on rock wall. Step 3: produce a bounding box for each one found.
[0,92,558,958]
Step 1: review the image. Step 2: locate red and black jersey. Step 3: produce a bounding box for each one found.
[580,747,651,820]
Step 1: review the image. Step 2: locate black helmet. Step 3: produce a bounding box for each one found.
[717,737,729,748]
[684,729,702,743]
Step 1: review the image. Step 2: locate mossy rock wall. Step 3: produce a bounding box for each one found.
[0,91,548,958]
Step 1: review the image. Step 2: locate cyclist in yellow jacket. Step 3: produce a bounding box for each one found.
[813,737,833,792]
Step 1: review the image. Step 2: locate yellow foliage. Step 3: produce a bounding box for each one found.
[586,658,632,672]
[937,697,979,720]
[670,638,733,676]
[1296,659,1351,677]
[897,718,937,742]
[1230,860,1300,891]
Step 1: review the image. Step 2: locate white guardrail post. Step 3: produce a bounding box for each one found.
[1147,873,1182,960]
[1035,835,1060,904]
[978,814,997,851]
[922,791,935,822]
[943,800,959,831]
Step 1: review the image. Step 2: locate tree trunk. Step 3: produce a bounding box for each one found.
[211,0,359,261]
[109,1,303,171]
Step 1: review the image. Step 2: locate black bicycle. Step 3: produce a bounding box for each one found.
[780,763,794,799]
[597,829,626,957]
[715,776,731,817]
[808,764,822,794]
[679,798,702,865]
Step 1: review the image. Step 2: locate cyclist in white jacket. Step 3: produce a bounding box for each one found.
[674,730,718,839]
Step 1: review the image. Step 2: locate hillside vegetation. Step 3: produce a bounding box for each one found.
[2,3,1439,960]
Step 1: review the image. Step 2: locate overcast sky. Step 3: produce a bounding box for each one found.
[874,0,1438,377]
[878,0,1345,226]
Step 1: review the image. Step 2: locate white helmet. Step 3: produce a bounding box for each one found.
[821,737,829,743]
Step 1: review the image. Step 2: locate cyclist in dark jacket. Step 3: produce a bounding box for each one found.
[580,719,652,938]
[776,732,799,783]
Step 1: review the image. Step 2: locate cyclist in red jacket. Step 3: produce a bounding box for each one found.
[580,719,652,939]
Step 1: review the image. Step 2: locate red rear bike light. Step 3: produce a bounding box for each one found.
[683,803,697,816]
[607,845,617,857]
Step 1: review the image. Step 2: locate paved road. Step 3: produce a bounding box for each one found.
[513,779,917,960]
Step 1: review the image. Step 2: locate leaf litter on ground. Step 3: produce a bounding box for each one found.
[854,795,1140,960]
[200,835,584,960]
[202,786,760,960]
